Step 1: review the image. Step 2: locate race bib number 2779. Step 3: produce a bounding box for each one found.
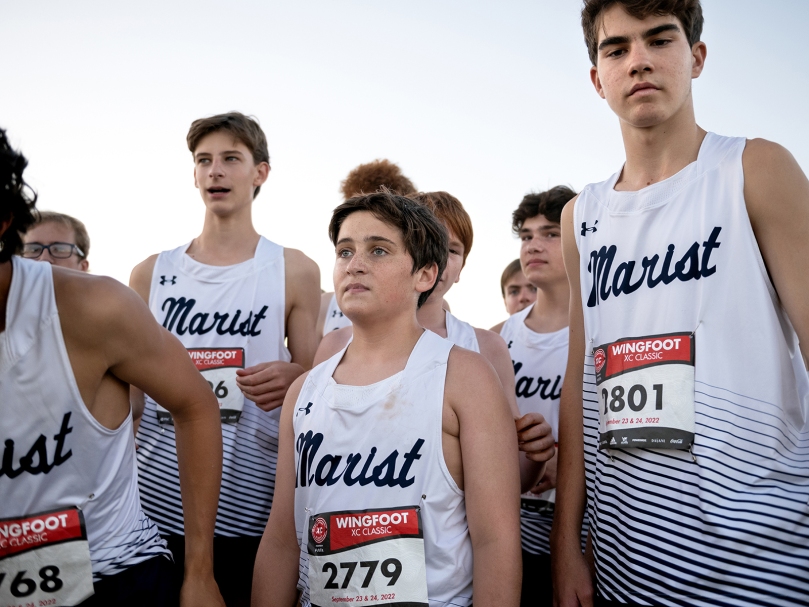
[307,506,428,607]
[595,332,695,450]
[0,507,94,607]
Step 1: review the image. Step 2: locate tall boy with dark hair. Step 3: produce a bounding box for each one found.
[0,129,224,606]
[553,2,809,606]
[252,190,522,607]
[131,112,320,606]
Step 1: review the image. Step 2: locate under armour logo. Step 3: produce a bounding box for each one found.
[331,310,344,318]
[580,221,598,236]
[160,275,177,285]
[298,402,313,416]
[507,340,513,349]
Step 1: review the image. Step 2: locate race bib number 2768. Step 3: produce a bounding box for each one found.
[595,332,695,450]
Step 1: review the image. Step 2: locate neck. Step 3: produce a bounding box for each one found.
[416,294,448,338]
[0,260,11,333]
[525,277,569,333]
[189,205,260,265]
[347,313,424,369]
[617,98,706,191]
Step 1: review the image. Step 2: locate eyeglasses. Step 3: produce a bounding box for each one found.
[22,242,85,260]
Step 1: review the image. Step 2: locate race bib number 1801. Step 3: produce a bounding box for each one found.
[307,506,428,607]
[595,332,695,450]
[0,507,94,607]
[157,347,246,425]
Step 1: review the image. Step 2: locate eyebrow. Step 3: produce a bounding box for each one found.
[335,235,397,246]
[598,23,681,51]
[194,150,244,159]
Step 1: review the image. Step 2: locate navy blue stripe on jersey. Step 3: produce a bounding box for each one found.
[137,399,279,537]
[583,353,809,606]
[90,512,170,581]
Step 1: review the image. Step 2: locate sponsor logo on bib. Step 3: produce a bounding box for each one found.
[312,517,328,544]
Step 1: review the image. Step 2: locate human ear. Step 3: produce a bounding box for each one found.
[691,41,707,79]
[254,162,270,188]
[414,262,439,296]
[590,65,606,99]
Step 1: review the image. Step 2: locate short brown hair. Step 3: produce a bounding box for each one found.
[32,211,90,259]
[582,0,704,65]
[186,112,270,197]
[500,259,524,297]
[512,186,577,234]
[329,188,448,308]
[410,191,473,266]
[340,159,416,201]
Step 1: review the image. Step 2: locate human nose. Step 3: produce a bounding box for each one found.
[39,247,56,264]
[209,157,225,178]
[627,43,654,76]
[345,251,367,275]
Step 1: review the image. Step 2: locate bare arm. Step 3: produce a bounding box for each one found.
[446,349,522,607]
[128,254,158,433]
[236,248,321,411]
[313,325,353,366]
[252,374,308,606]
[475,328,519,418]
[489,320,506,334]
[551,196,593,607]
[60,272,224,606]
[744,139,809,349]
[316,292,332,339]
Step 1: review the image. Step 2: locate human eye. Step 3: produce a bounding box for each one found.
[197,158,210,165]
[337,248,352,258]
[651,37,672,47]
[606,47,626,58]
[372,247,387,256]
[226,156,239,161]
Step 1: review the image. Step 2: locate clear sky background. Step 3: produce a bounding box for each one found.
[2,0,808,329]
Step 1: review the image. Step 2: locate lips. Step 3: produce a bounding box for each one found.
[344,283,369,294]
[629,83,659,96]
[207,187,231,195]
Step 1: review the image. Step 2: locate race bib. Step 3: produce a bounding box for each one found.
[521,488,555,515]
[157,347,246,425]
[0,507,94,607]
[595,332,695,450]
[307,506,428,607]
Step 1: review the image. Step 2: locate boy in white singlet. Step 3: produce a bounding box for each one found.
[317,159,417,337]
[0,130,224,606]
[494,188,582,607]
[553,2,809,607]
[252,190,523,607]
[22,211,90,272]
[131,113,321,607]
[500,259,537,316]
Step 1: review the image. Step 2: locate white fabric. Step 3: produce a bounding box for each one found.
[575,132,809,605]
[444,310,479,353]
[0,257,168,580]
[136,237,290,536]
[322,293,352,335]
[294,331,473,607]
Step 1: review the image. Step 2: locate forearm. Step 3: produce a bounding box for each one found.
[173,406,223,574]
[252,533,301,606]
[519,452,545,493]
[470,536,522,607]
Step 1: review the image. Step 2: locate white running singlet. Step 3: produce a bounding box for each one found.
[444,311,479,353]
[136,237,290,537]
[323,294,352,336]
[294,331,473,607]
[0,258,168,597]
[500,303,587,555]
[575,133,809,606]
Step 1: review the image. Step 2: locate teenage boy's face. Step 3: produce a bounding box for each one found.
[589,6,706,129]
[334,210,437,323]
[23,222,88,272]
[426,226,464,302]
[503,272,537,315]
[519,215,565,288]
[193,131,269,214]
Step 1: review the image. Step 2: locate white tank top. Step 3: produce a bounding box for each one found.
[0,257,168,583]
[136,237,290,537]
[575,133,809,605]
[294,331,473,607]
[445,311,479,353]
[500,303,588,555]
[323,294,352,335]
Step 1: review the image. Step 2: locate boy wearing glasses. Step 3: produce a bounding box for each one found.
[23,211,90,271]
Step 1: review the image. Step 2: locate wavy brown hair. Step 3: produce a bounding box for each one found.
[340,159,416,200]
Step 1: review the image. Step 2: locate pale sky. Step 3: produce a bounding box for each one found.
[2,0,808,329]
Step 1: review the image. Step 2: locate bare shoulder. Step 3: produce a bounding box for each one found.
[489,320,506,334]
[284,247,320,281]
[743,138,808,223]
[320,292,334,309]
[445,346,501,406]
[474,327,508,356]
[742,137,794,167]
[280,369,312,423]
[314,326,352,366]
[129,253,159,302]
[561,193,580,224]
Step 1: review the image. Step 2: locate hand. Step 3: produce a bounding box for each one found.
[515,412,555,462]
[180,572,225,607]
[552,544,594,607]
[236,361,305,412]
[531,450,557,494]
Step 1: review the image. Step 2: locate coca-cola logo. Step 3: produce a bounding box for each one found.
[312,517,328,544]
[594,348,606,373]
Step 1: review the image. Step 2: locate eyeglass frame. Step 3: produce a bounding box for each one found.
[22,242,86,260]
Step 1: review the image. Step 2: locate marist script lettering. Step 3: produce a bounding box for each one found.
[296,431,424,489]
[586,227,721,308]
[160,297,269,336]
[1,413,73,478]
